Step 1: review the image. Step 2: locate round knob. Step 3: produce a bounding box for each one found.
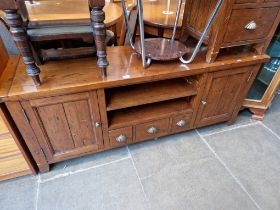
[176,120,186,127]
[245,21,257,30]
[201,101,207,105]
[116,135,127,142]
[95,122,101,128]
[147,127,158,134]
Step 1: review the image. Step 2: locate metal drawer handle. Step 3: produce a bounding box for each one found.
[202,100,207,105]
[116,134,127,142]
[245,21,257,30]
[95,122,101,128]
[176,120,186,127]
[147,127,158,134]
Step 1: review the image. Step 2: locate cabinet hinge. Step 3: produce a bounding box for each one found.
[247,72,253,82]
[21,108,30,124]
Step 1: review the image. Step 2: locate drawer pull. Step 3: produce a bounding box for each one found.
[147,127,158,134]
[95,122,101,128]
[202,100,207,105]
[245,21,257,30]
[116,135,127,142]
[176,120,186,127]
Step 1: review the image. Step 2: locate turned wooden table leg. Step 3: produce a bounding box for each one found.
[4,9,41,85]
[89,2,109,77]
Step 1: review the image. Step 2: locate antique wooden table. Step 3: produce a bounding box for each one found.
[25,0,123,28]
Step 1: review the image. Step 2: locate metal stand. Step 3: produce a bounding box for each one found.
[120,0,224,67]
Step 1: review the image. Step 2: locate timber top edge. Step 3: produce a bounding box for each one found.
[0,46,269,101]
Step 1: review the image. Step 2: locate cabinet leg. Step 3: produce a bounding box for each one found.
[253,43,266,55]
[206,50,218,63]
[38,163,50,173]
[249,107,266,121]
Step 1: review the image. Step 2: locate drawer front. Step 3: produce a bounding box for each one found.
[135,118,169,142]
[170,114,192,133]
[223,7,279,44]
[109,127,133,147]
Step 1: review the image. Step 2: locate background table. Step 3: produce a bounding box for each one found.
[142,0,184,38]
[25,0,123,29]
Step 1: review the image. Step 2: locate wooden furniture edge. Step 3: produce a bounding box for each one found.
[0,104,37,174]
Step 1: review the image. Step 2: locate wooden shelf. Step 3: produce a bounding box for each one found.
[106,78,197,111]
[108,98,193,129]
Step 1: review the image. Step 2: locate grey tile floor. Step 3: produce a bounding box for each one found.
[1,93,280,210]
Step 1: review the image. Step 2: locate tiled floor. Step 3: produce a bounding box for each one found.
[1,93,279,210]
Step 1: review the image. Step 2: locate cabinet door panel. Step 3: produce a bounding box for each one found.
[24,91,103,163]
[63,100,96,147]
[37,104,75,153]
[196,67,252,127]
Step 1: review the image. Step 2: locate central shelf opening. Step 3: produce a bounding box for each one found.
[108,98,193,129]
[105,78,197,111]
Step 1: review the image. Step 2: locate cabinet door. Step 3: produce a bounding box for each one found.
[22,91,103,163]
[195,67,253,127]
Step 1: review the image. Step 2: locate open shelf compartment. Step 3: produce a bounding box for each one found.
[108,98,193,129]
[105,78,197,111]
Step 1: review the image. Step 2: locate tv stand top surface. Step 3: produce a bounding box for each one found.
[0,46,269,101]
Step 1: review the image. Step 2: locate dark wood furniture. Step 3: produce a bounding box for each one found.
[180,0,280,63]
[0,45,269,172]
[0,0,109,85]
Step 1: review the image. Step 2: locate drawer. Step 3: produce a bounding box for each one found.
[109,126,133,147]
[170,114,192,133]
[135,118,169,142]
[223,7,279,44]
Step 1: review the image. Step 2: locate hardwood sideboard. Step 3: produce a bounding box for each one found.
[0,46,269,172]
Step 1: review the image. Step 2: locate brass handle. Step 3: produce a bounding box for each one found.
[95,122,101,128]
[245,21,257,30]
[116,134,127,142]
[176,120,186,127]
[147,127,158,134]
[202,101,207,105]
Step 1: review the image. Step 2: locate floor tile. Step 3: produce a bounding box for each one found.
[197,109,253,136]
[142,158,257,210]
[263,94,280,137]
[38,159,147,210]
[0,175,37,210]
[129,131,212,179]
[205,124,280,210]
[40,147,129,181]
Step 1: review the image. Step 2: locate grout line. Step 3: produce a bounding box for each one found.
[35,174,41,210]
[196,129,263,210]
[40,156,130,184]
[126,146,149,200]
[200,121,260,137]
[260,122,280,141]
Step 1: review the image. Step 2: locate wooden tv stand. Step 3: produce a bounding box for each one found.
[0,46,269,172]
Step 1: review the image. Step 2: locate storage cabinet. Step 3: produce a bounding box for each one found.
[20,91,103,163]
[181,0,280,63]
[1,46,268,172]
[195,67,255,127]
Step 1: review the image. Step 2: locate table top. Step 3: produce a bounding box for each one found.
[0,44,269,101]
[142,0,185,29]
[25,0,123,28]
